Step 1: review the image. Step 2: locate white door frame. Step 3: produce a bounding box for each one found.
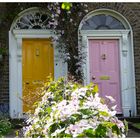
[80,29,137,117]
[9,29,67,118]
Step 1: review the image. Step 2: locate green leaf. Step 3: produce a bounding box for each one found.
[102,121,114,128]
[124,119,128,132]
[48,123,59,134]
[46,107,52,114]
[84,128,95,137]
[61,2,72,11]
[93,85,99,93]
[80,109,93,116]
[64,133,72,137]
[77,133,86,138]
[99,111,109,117]
[112,125,120,135]
[95,124,107,137]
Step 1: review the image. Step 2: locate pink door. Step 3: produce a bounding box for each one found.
[89,39,122,113]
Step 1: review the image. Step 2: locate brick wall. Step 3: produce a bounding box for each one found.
[0,3,140,115]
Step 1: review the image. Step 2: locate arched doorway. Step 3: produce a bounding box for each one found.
[9,7,67,118]
[79,9,136,117]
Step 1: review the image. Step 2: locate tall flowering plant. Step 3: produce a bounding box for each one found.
[24,78,128,138]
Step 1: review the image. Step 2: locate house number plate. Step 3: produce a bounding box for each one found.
[100,75,110,80]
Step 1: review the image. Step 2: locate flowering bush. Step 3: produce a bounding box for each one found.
[24,78,128,138]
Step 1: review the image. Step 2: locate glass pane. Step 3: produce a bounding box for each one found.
[14,11,51,29]
[81,14,125,30]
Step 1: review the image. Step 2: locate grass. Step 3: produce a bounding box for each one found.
[133,123,140,129]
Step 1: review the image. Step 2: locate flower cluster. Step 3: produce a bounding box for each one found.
[23,78,127,138]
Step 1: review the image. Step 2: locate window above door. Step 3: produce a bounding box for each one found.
[81,14,125,30]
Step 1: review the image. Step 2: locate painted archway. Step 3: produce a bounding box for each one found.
[9,7,67,118]
[78,9,136,117]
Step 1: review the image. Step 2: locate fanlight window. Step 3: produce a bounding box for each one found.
[81,14,125,30]
[13,10,51,29]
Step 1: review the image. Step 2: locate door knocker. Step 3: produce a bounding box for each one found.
[101,54,106,60]
[36,48,40,56]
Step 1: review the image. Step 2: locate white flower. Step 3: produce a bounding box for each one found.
[109,110,117,116]
[65,124,83,137]
[51,128,65,137]
[116,120,124,128]
[78,87,87,97]
[111,105,117,110]
[57,100,67,108]
[85,9,88,13]
[105,95,116,103]
[56,9,61,14]
[98,104,108,112]
[122,134,126,138]
[70,18,73,22]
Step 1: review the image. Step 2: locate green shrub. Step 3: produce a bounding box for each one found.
[0,118,12,137]
[23,78,128,138]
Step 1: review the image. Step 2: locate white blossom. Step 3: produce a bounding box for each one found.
[105,95,116,103]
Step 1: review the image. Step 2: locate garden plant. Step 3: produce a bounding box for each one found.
[23,78,128,138]
[0,118,12,137]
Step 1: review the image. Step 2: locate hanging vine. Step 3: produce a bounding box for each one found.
[45,3,89,81]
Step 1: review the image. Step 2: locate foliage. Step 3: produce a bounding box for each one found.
[0,46,6,55]
[61,3,72,11]
[46,3,89,80]
[0,118,12,137]
[23,78,127,138]
[133,123,140,129]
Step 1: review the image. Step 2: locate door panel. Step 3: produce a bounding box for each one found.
[22,39,54,113]
[89,39,122,113]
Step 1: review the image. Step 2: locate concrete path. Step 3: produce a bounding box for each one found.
[127,129,140,138]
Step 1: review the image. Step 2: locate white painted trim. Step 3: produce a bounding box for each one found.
[80,30,136,117]
[13,29,54,38]
[9,29,67,118]
[80,30,130,36]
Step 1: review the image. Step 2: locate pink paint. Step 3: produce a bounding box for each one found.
[89,39,122,113]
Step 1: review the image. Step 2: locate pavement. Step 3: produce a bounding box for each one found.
[127,129,140,138]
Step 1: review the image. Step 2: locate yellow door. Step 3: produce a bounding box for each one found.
[22,39,54,113]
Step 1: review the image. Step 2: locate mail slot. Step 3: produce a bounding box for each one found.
[100,75,110,80]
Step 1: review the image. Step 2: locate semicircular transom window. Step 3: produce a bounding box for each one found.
[81,14,125,30]
[13,10,52,29]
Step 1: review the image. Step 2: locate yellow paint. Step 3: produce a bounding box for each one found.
[22,39,54,113]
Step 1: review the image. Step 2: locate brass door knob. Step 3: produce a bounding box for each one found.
[92,76,96,80]
[26,82,29,84]
[101,54,106,60]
